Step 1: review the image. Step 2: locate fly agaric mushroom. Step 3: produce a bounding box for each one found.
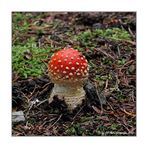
[48,48,89,111]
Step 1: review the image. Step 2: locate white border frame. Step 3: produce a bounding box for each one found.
[0,0,148,148]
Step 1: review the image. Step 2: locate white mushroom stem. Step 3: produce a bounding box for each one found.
[49,82,86,111]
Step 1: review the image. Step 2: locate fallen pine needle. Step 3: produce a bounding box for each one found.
[122,109,136,117]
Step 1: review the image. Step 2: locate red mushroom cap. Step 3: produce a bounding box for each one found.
[48,48,89,83]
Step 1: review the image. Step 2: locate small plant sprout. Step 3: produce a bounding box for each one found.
[48,48,89,111]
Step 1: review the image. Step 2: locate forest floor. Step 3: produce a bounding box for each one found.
[12,12,136,136]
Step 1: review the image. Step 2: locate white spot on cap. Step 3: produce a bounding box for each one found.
[57,69,60,72]
[76,62,79,65]
[66,67,69,70]
[54,66,57,69]
[71,67,75,70]
[69,73,73,76]
[81,66,85,69]
[64,59,67,61]
[71,57,74,60]
[76,72,81,76]
[69,62,72,64]
[56,53,58,56]
[80,69,84,72]
[81,57,84,60]
[65,75,69,79]
[53,59,56,61]
[58,60,61,62]
[53,72,57,75]
[61,65,63,68]
[77,58,80,60]
[84,70,87,73]
[51,64,53,67]
[63,71,66,74]
[66,55,68,58]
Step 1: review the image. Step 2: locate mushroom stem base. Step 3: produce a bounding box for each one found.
[49,83,86,111]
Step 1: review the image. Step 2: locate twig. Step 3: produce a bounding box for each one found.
[94,82,104,113]
[28,85,37,98]
[34,53,49,57]
[95,48,115,60]
[122,40,136,46]
[42,82,52,89]
[106,101,114,111]
[21,92,30,104]
[120,60,134,69]
[71,106,84,125]
[39,117,57,128]
[47,114,62,129]
[121,108,136,117]
[41,59,48,68]
[25,103,34,117]
[12,75,20,83]
[117,46,121,57]
[92,105,102,114]
[36,99,48,107]
[128,27,135,38]
[105,79,108,90]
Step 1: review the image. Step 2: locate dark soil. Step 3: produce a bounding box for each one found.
[12,12,136,136]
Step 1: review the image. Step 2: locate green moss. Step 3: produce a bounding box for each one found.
[95,28,131,41]
[101,57,113,65]
[12,41,50,78]
[117,58,126,65]
[95,74,113,81]
[75,28,132,48]
[12,13,30,33]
